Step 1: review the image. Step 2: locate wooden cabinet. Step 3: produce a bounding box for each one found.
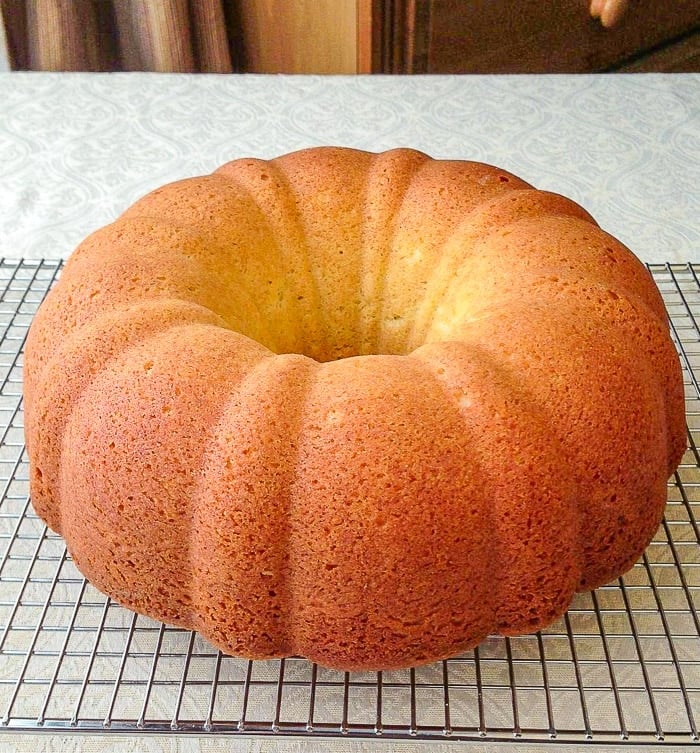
[371,0,700,74]
[234,0,357,74]
[235,0,700,74]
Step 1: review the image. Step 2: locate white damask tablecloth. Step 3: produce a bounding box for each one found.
[0,72,699,753]
[0,72,699,265]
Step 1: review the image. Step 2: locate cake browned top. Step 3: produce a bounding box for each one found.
[23,147,686,670]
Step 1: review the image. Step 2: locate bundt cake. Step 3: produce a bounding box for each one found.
[24,146,686,671]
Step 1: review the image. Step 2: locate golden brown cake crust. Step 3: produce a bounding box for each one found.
[23,147,686,670]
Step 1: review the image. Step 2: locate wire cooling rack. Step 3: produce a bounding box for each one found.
[0,259,698,745]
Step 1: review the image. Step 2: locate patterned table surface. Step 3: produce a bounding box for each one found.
[0,72,699,266]
[1,72,699,753]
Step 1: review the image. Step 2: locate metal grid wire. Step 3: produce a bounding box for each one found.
[0,258,698,744]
